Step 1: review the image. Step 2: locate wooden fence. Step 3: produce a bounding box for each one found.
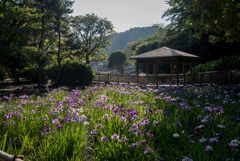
[0,151,24,161]
[185,70,240,84]
[93,70,240,85]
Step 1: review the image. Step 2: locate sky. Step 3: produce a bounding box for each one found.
[72,0,170,33]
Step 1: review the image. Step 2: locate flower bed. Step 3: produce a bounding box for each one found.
[0,84,240,160]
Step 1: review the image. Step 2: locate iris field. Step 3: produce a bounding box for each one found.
[0,84,240,161]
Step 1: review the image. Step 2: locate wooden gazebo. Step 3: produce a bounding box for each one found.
[129,47,199,86]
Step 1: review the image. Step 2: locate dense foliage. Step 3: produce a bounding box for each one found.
[163,0,240,44]
[192,55,240,73]
[0,84,240,160]
[71,13,115,64]
[0,0,113,85]
[47,62,95,87]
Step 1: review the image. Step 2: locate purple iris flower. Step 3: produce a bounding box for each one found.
[195,125,204,130]
[205,145,213,151]
[96,124,104,129]
[120,137,129,142]
[129,143,135,147]
[182,157,193,161]
[141,140,148,144]
[217,124,226,128]
[111,133,119,140]
[103,114,110,119]
[101,136,108,142]
[199,137,208,143]
[90,129,98,135]
[209,138,218,143]
[144,147,151,154]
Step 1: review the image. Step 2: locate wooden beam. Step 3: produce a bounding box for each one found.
[146,63,148,84]
[136,60,139,84]
[153,64,156,84]
[171,62,173,85]
[176,62,179,86]
[183,62,185,85]
[153,64,156,75]
[190,62,192,74]
[156,64,158,88]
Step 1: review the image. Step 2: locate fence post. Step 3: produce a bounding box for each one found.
[128,73,130,84]
[108,73,110,83]
[98,72,100,84]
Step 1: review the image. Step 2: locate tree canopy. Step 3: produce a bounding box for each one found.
[0,1,116,85]
[163,0,240,43]
[71,13,115,64]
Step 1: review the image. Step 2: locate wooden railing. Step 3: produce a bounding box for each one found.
[93,73,184,84]
[93,70,240,85]
[185,70,240,84]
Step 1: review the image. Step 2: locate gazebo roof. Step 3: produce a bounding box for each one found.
[129,46,199,59]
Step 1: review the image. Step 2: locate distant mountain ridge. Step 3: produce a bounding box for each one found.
[110,26,157,53]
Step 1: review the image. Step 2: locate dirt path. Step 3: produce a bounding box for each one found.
[0,79,52,96]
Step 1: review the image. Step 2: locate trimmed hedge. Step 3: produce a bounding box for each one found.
[48,62,95,87]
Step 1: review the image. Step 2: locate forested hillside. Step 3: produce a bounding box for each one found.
[110,27,156,52]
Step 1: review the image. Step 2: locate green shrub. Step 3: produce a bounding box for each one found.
[48,62,95,86]
[18,67,39,82]
[0,68,5,81]
[192,55,240,73]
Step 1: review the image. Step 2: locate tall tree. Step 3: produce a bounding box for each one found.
[28,0,56,85]
[108,50,127,74]
[0,0,39,79]
[71,13,115,64]
[50,0,74,85]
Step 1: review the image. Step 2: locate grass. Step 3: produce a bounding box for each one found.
[0,84,240,160]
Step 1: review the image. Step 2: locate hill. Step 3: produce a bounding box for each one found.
[110,26,157,53]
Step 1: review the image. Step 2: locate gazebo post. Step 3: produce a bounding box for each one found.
[183,62,185,85]
[176,62,179,86]
[136,60,139,84]
[156,64,158,88]
[189,62,192,84]
[190,62,192,74]
[153,64,156,84]
[146,63,148,84]
[171,61,173,85]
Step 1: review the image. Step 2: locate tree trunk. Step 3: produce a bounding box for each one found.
[86,53,90,64]
[121,66,124,74]
[55,26,61,86]
[200,7,204,25]
[55,60,61,86]
[37,3,45,87]
[36,55,44,87]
